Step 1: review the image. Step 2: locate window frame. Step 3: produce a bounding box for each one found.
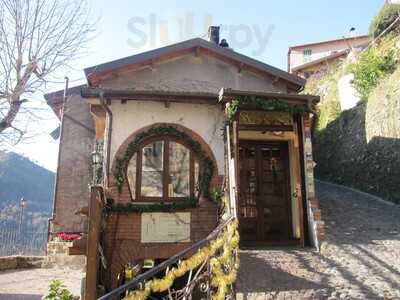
[126,136,198,202]
[302,48,312,56]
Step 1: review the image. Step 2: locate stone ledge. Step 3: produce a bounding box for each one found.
[42,254,86,269]
[0,255,44,271]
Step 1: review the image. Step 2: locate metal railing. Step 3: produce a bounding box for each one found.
[0,229,47,256]
[98,216,237,300]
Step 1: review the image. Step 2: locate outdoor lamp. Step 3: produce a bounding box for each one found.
[91,149,101,166]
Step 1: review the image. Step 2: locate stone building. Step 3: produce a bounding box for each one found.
[45,26,323,298]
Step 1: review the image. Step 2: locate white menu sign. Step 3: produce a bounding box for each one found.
[141,212,191,243]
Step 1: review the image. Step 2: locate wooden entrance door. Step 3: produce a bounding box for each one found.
[238,141,292,243]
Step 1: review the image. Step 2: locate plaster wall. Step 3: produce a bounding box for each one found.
[104,52,290,176]
[338,73,361,111]
[100,53,289,93]
[109,101,225,175]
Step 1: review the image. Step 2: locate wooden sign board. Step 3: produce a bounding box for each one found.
[239,111,293,126]
[141,212,191,243]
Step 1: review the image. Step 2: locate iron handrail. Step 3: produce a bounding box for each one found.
[97,216,235,300]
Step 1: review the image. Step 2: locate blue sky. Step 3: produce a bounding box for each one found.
[10,0,384,171]
[80,0,383,70]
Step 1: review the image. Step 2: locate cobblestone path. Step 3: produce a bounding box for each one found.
[236,180,400,300]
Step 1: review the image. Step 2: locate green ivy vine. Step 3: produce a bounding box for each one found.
[114,126,214,197]
[105,197,199,213]
[226,95,311,122]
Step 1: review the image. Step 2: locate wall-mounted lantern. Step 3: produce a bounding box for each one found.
[91,143,103,185]
[91,149,101,166]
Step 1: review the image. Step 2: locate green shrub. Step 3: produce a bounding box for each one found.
[315,84,341,132]
[347,47,397,100]
[304,64,342,132]
[42,280,76,300]
[369,4,400,38]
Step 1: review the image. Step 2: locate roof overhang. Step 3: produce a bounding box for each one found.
[44,85,85,119]
[291,50,349,73]
[288,35,371,52]
[80,87,219,105]
[84,38,305,91]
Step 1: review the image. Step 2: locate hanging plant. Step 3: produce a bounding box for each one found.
[226,95,311,122]
[114,126,214,198]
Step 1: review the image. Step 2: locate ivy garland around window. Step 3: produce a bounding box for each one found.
[226,95,311,122]
[114,126,214,198]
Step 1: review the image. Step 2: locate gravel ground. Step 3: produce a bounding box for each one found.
[236,180,400,300]
[0,267,84,299]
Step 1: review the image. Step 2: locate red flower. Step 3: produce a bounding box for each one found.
[57,232,82,241]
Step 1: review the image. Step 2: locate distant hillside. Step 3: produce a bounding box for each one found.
[0,150,55,229]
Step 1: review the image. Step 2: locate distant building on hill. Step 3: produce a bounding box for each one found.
[288,35,371,79]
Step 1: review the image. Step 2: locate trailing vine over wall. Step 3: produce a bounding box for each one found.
[226,95,311,122]
[114,126,214,197]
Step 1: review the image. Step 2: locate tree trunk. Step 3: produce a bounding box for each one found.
[0,100,22,133]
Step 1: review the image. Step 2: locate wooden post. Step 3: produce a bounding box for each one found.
[293,118,305,247]
[232,120,240,219]
[85,186,103,300]
[226,124,237,217]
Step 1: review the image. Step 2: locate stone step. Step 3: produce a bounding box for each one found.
[44,241,86,270]
[42,254,86,269]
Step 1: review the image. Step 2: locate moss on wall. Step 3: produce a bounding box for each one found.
[304,65,342,132]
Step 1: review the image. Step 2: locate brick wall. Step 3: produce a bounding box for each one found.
[102,123,221,289]
[102,201,218,289]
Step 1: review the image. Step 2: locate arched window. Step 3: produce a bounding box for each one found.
[126,137,200,201]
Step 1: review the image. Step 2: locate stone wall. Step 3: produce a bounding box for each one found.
[44,241,86,268]
[313,67,400,203]
[0,256,44,271]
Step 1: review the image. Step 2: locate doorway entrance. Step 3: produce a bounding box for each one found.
[238,140,293,244]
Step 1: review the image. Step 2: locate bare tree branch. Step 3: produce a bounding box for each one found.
[0,0,95,143]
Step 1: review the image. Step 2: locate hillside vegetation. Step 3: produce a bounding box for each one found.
[0,150,54,231]
[306,34,400,132]
[308,33,400,203]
